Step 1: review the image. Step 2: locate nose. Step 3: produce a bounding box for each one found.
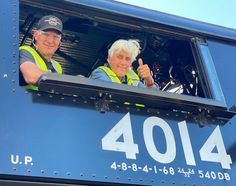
[46,35,54,43]
[119,58,129,66]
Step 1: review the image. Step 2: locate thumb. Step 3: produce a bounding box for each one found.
[138,58,144,66]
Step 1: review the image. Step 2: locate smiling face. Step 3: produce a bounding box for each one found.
[34,29,61,61]
[108,49,132,79]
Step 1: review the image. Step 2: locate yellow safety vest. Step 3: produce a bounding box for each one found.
[98,66,140,86]
[98,66,144,107]
[19,46,62,90]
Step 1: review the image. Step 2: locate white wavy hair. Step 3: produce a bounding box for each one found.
[108,39,141,62]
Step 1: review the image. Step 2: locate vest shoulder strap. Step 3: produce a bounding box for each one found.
[20,46,62,74]
[99,66,121,83]
[51,59,63,74]
[126,70,140,86]
[19,46,48,71]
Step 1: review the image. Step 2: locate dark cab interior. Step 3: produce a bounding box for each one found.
[20,1,204,98]
[19,0,236,123]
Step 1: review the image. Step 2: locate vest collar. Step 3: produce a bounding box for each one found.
[34,46,51,63]
[105,63,127,83]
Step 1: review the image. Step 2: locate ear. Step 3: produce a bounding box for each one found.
[58,41,62,48]
[107,56,111,64]
[33,31,39,41]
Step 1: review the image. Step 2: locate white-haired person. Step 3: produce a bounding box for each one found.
[90,39,158,89]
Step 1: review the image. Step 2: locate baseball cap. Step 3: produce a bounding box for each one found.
[36,15,63,34]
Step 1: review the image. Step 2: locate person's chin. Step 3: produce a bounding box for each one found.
[46,48,55,54]
[45,45,55,50]
[118,73,126,78]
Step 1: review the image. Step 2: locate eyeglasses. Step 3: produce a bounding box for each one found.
[38,30,61,41]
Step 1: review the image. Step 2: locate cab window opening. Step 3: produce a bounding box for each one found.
[19,2,220,102]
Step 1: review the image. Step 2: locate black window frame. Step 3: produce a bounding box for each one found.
[193,37,227,107]
[20,0,235,122]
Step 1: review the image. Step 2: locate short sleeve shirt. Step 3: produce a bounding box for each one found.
[19,47,56,85]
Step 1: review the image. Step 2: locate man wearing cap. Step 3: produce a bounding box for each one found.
[19,15,63,90]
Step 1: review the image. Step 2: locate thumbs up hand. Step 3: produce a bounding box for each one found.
[137,58,155,88]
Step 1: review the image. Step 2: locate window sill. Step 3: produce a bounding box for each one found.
[38,73,235,123]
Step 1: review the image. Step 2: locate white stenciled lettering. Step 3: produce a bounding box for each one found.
[143,117,176,163]
[178,121,196,166]
[11,154,33,166]
[24,156,33,165]
[198,170,230,180]
[11,154,19,164]
[102,112,139,159]
[199,126,232,169]
[101,113,231,170]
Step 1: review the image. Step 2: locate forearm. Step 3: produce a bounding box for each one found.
[24,70,45,85]
[20,62,47,85]
[144,77,156,89]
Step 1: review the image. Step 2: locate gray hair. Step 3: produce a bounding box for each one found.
[108,39,141,62]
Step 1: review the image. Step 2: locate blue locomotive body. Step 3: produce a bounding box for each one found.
[0,0,236,185]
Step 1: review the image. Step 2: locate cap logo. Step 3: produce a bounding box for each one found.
[44,17,61,26]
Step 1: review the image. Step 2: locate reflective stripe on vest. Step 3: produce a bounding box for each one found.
[99,66,140,86]
[19,46,62,90]
[98,66,144,107]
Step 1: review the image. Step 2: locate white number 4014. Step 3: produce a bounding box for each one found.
[101,113,232,169]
